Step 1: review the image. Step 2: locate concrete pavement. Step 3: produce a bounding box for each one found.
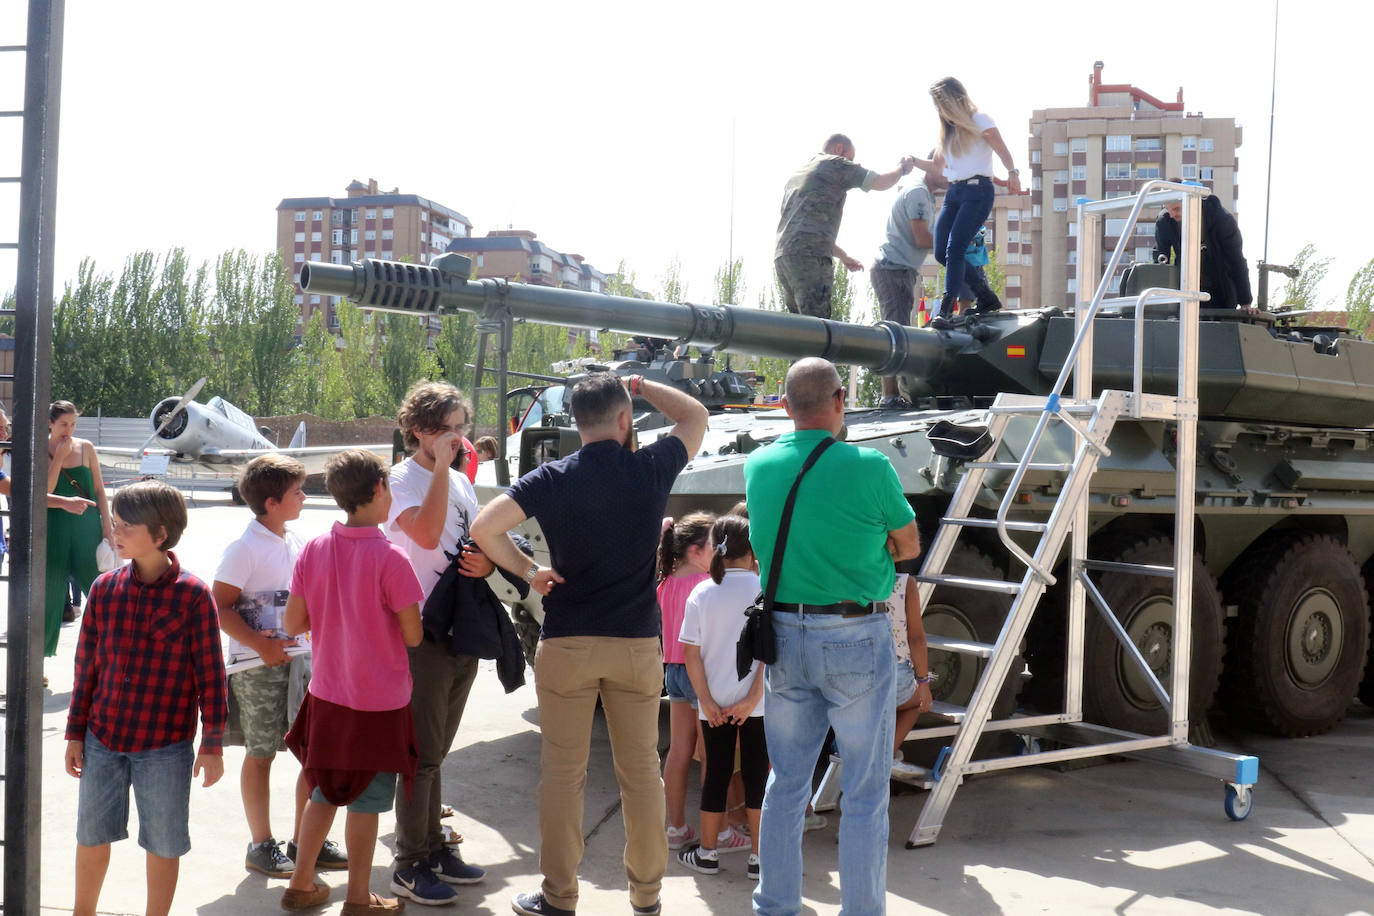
[16,492,1374,914]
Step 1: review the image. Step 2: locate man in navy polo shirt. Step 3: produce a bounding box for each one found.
[472,372,707,916]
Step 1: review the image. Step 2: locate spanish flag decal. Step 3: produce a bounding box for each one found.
[1006,345,1027,358]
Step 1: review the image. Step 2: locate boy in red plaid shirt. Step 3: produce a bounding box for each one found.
[65,480,227,916]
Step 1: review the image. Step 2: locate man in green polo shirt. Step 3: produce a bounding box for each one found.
[744,357,919,916]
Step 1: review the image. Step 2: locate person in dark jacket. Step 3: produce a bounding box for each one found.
[1153,190,1253,309]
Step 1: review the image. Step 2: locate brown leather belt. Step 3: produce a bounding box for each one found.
[773,601,880,617]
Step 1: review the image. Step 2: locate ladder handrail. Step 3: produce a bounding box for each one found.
[992,180,1210,578]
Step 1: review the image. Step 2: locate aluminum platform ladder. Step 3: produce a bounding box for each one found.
[817,181,1260,847]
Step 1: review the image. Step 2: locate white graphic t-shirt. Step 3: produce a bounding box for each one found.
[215,519,309,665]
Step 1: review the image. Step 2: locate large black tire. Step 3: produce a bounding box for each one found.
[899,544,1025,768]
[1082,535,1224,735]
[1221,534,1370,737]
[1359,559,1374,710]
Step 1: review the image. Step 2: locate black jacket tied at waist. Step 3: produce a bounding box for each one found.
[421,535,531,694]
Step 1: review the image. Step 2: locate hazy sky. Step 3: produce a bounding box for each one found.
[2,0,1369,319]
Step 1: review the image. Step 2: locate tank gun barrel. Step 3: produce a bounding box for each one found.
[300,255,968,378]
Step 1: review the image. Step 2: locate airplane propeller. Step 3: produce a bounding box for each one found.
[137,376,206,454]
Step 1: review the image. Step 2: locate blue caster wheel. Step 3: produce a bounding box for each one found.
[1224,784,1253,821]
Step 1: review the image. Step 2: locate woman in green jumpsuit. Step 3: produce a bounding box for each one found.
[46,401,112,657]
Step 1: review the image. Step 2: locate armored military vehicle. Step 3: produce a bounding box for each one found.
[301,221,1374,744]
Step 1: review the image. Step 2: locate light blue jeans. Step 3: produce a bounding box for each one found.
[753,611,895,916]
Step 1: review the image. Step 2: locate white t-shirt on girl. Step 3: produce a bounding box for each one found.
[679,567,765,719]
[942,111,997,182]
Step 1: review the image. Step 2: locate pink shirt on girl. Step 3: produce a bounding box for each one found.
[657,572,709,664]
[290,522,424,712]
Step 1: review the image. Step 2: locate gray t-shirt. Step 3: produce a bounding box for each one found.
[876,182,936,271]
[774,154,877,259]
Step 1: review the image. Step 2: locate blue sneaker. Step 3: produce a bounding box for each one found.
[391,860,458,905]
[429,846,485,885]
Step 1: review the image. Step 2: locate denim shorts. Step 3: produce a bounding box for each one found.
[894,656,917,705]
[76,729,193,858]
[663,662,698,706]
[310,771,397,814]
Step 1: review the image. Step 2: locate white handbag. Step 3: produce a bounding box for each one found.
[95,538,119,573]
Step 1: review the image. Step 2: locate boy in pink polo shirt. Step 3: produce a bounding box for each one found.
[279,450,424,914]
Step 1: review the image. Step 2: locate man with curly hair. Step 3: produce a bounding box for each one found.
[385,380,491,905]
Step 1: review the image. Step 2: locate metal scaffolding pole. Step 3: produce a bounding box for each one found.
[5,0,64,909]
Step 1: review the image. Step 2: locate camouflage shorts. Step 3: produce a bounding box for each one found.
[775,255,834,319]
[230,663,292,758]
[870,263,920,325]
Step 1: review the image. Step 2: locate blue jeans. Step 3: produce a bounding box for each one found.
[753,611,895,916]
[76,729,193,858]
[933,176,997,309]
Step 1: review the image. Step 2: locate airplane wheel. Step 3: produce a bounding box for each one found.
[1223,534,1369,737]
[1082,535,1224,736]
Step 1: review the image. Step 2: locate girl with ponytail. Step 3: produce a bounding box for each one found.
[657,511,716,851]
[677,514,767,879]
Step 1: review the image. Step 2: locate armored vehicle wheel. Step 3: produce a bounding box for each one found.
[1359,559,1374,710]
[901,544,1024,768]
[229,484,245,506]
[922,544,1023,718]
[512,603,541,668]
[1221,534,1370,737]
[1082,536,1224,736]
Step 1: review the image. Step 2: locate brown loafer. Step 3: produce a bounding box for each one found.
[281,882,330,910]
[341,893,405,914]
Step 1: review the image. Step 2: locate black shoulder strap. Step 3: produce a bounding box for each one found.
[761,436,836,610]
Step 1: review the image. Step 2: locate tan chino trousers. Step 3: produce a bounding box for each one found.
[534,635,667,911]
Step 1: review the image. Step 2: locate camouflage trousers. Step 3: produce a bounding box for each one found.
[775,255,834,319]
[229,657,310,758]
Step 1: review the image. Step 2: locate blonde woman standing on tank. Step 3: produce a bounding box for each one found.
[922,77,1021,329]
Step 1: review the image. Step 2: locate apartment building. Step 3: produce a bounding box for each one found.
[1028,62,1242,310]
[274,178,473,332]
[445,229,609,294]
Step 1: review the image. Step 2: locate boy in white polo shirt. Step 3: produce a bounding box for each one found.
[214,454,346,877]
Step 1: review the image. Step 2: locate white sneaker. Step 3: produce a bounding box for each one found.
[803,813,828,832]
[892,755,926,779]
[715,825,752,854]
[666,823,698,851]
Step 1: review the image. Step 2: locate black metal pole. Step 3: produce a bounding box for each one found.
[6,0,63,910]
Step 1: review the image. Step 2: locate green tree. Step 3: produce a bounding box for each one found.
[1278,244,1333,312]
[434,311,479,393]
[382,314,439,409]
[659,258,687,304]
[983,245,1007,300]
[336,301,388,418]
[244,254,302,417]
[714,258,745,305]
[289,310,352,418]
[1347,257,1374,335]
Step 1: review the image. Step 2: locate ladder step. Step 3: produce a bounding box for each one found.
[941,516,1047,533]
[988,403,1096,416]
[966,461,1073,472]
[925,634,996,658]
[916,574,1021,596]
[1082,559,1175,578]
[928,700,968,720]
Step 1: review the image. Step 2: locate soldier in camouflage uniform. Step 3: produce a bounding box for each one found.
[774,134,914,319]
